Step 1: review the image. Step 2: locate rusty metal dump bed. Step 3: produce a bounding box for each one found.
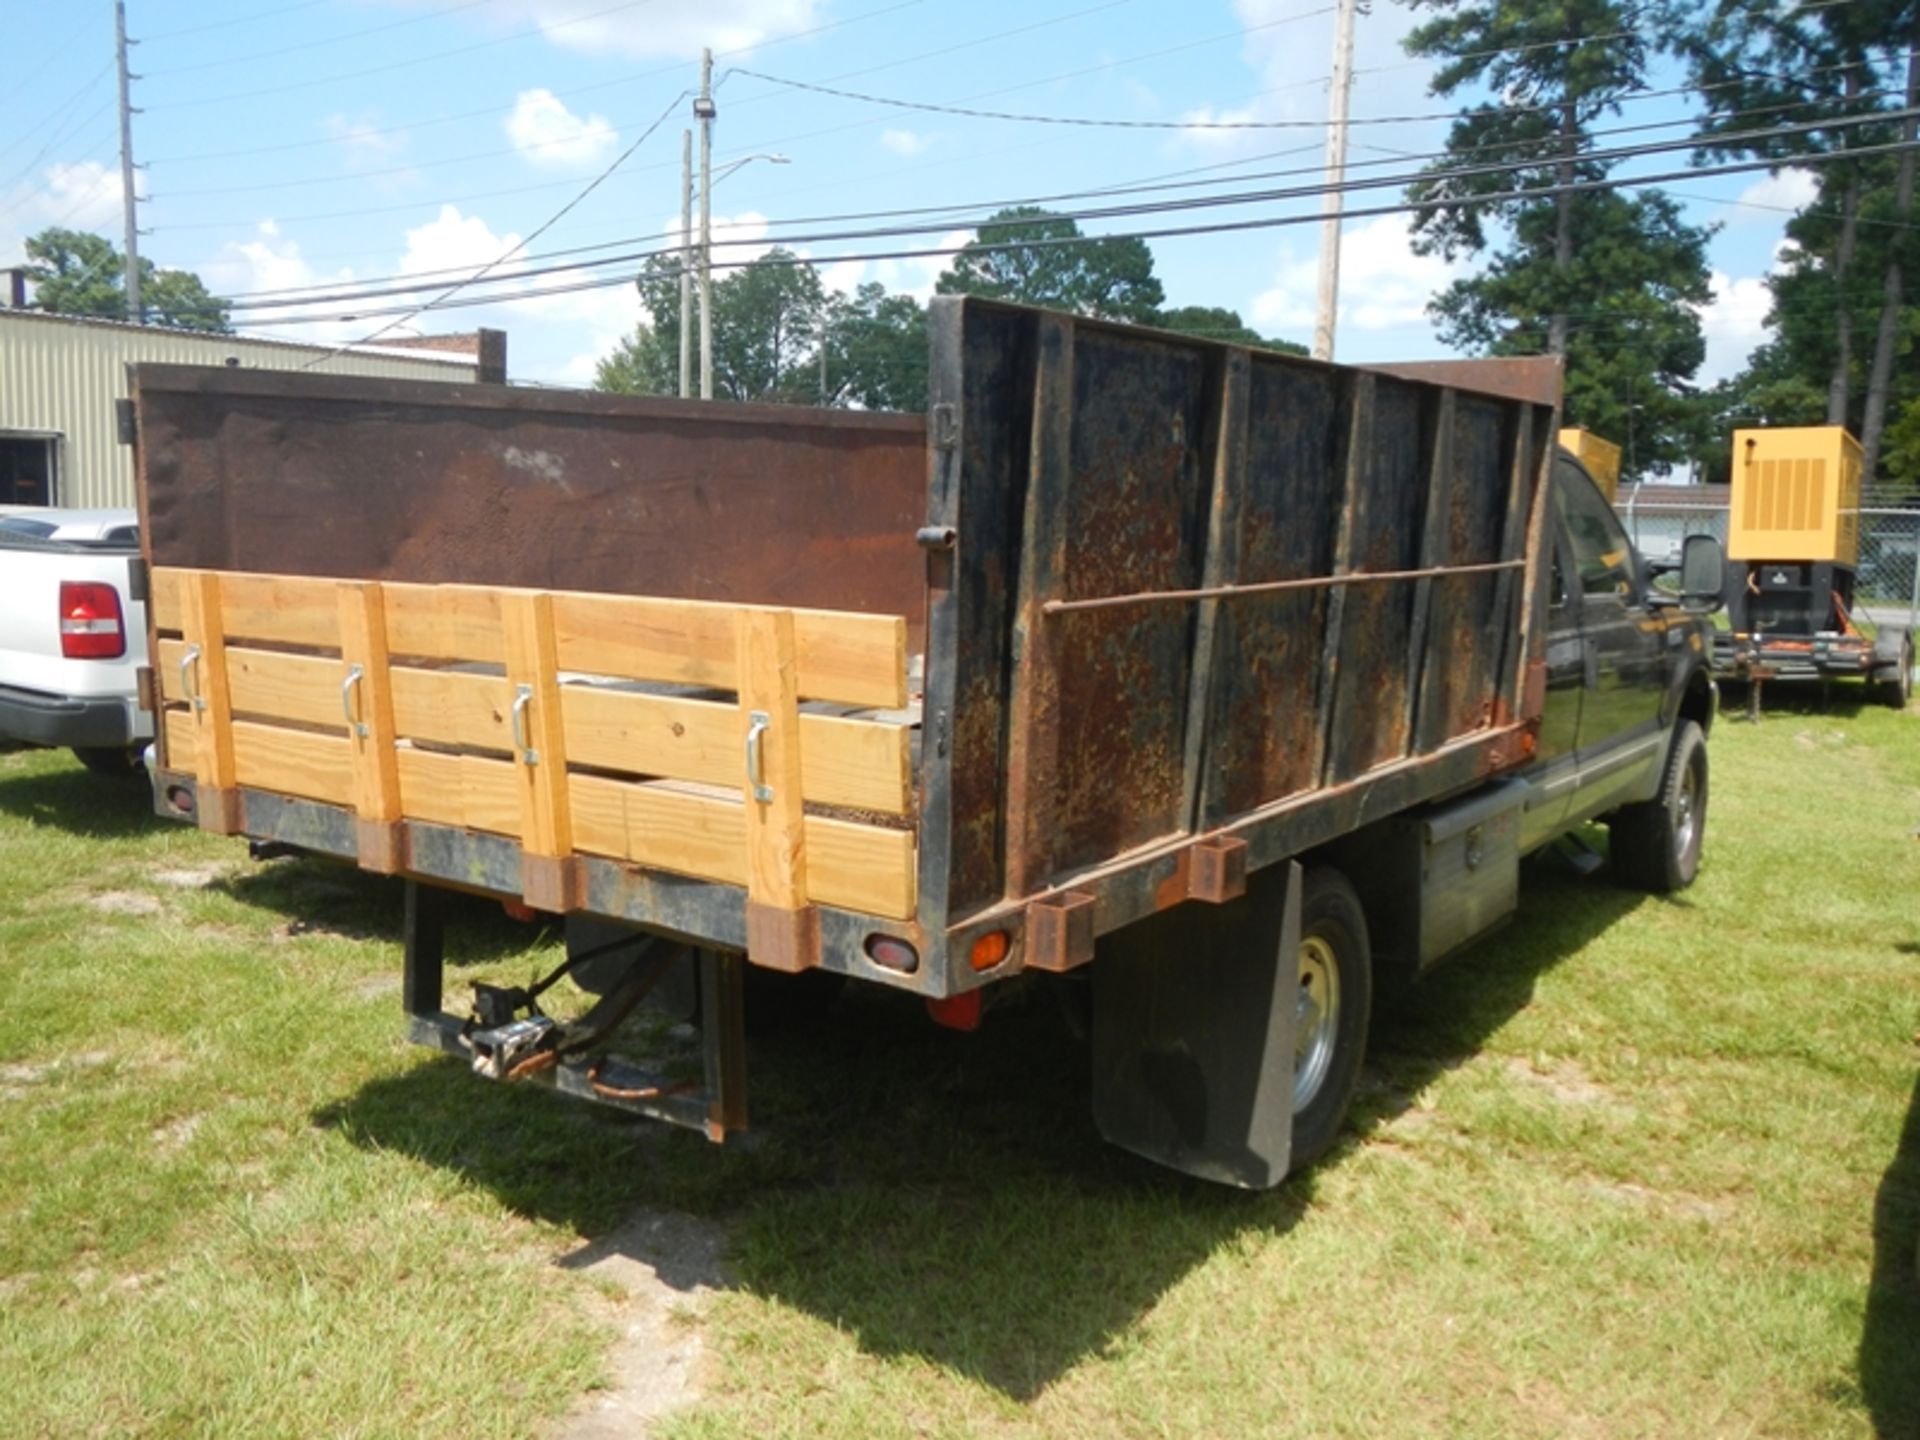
[138,297,1555,1002]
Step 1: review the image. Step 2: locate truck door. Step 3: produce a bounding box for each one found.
[1558,458,1666,815]
[1520,492,1584,851]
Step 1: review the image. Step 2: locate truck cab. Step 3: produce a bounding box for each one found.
[1524,452,1718,868]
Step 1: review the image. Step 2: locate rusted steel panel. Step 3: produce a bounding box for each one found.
[1414,394,1521,751]
[928,298,1558,951]
[132,365,929,643]
[1366,354,1564,410]
[1036,325,1213,885]
[1323,378,1430,784]
[1196,358,1345,826]
[926,304,1037,919]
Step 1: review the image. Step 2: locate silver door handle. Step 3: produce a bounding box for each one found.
[744,710,772,802]
[339,664,368,738]
[511,684,538,765]
[179,644,205,713]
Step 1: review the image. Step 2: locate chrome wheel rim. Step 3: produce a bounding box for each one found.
[1673,757,1699,861]
[1293,933,1341,1115]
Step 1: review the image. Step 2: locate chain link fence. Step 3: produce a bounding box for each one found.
[1615,495,1920,632]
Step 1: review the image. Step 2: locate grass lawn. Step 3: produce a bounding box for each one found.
[1,692,1916,1439]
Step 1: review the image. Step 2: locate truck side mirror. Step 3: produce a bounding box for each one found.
[1680,533,1725,612]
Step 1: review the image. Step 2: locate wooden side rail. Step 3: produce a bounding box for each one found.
[153,568,918,955]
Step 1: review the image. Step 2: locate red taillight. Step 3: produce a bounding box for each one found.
[59,581,125,660]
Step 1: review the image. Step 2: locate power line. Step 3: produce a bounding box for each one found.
[300,88,689,368]
[142,0,336,43]
[724,53,1872,134]
[230,133,1920,328]
[143,0,672,111]
[145,0,506,77]
[206,75,1873,302]
[154,0,1132,202]
[144,0,931,167]
[0,85,115,198]
[0,61,114,175]
[147,3,1290,232]
[217,106,1917,314]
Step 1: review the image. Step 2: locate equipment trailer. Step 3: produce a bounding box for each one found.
[1714,426,1912,709]
[134,298,1720,1188]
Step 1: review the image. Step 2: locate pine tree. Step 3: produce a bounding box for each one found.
[1400,0,1714,476]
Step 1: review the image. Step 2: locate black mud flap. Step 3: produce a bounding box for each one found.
[1091,860,1301,1189]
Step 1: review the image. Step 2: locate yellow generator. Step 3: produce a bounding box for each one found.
[1719,426,1910,706]
[1558,427,1621,500]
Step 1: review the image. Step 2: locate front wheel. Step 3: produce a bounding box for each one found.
[1608,720,1707,893]
[1290,868,1373,1171]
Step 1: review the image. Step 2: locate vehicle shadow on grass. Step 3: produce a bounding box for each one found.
[1716,679,1890,722]
[1860,1064,1920,1436]
[0,754,160,839]
[211,857,559,965]
[311,855,1644,1403]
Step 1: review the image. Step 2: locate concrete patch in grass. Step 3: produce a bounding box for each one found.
[549,1208,726,1439]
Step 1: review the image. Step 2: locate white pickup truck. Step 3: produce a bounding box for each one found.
[0,507,150,775]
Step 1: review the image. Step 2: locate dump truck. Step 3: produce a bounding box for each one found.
[1716,425,1913,708]
[132,298,1722,1189]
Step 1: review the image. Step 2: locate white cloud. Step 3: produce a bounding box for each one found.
[324,112,407,162]
[395,0,823,60]
[505,88,618,167]
[1249,213,1459,344]
[204,221,368,344]
[821,228,972,303]
[0,159,134,273]
[1696,273,1774,385]
[1727,167,1818,224]
[1172,0,1426,155]
[879,128,931,158]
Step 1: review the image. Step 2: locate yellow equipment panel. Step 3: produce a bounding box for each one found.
[1728,426,1861,566]
[1558,427,1622,500]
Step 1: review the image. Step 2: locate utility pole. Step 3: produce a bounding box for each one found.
[1311,0,1358,363]
[695,49,716,400]
[678,129,692,399]
[114,0,141,324]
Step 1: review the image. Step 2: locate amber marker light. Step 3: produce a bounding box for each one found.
[969,929,1011,971]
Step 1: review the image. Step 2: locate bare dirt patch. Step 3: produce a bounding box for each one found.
[88,890,163,916]
[152,1113,203,1150]
[151,864,228,889]
[0,1050,113,1087]
[1504,1056,1628,1110]
[548,1208,727,1439]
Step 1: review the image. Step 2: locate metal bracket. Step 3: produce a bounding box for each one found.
[744,709,773,802]
[339,663,369,738]
[510,683,538,765]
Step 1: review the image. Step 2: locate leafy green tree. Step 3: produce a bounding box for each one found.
[1153,304,1307,354]
[822,283,927,412]
[1675,0,1892,426]
[1400,0,1713,478]
[936,206,1164,323]
[600,248,825,404]
[1704,144,1920,488]
[24,227,230,332]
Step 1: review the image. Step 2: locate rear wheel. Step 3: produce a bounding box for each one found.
[1290,868,1373,1171]
[1878,636,1913,710]
[72,745,143,778]
[1608,720,1707,893]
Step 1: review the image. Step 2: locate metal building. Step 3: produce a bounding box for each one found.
[0,309,506,509]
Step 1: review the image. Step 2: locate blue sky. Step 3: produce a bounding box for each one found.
[0,0,1805,389]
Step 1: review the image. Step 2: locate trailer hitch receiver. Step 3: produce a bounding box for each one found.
[470,1016,557,1080]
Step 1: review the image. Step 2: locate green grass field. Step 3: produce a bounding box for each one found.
[1,692,1916,1439]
